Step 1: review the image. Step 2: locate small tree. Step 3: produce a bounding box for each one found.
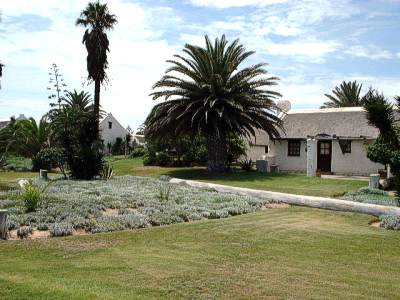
[364,91,400,199]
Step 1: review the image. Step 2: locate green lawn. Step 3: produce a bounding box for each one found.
[0,157,367,197]
[0,207,399,299]
[109,157,367,197]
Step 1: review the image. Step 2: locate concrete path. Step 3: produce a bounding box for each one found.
[170,178,400,217]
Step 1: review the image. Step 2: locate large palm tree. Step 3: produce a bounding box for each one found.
[63,90,94,112]
[321,80,366,108]
[76,1,117,126]
[146,35,283,172]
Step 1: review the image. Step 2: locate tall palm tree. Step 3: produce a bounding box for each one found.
[76,1,117,126]
[146,35,282,172]
[321,80,366,108]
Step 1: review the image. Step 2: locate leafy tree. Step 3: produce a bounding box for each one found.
[145,35,282,172]
[111,137,123,155]
[321,81,367,108]
[364,91,400,198]
[76,1,117,125]
[49,90,103,179]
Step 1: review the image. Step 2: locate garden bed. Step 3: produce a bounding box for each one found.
[0,176,277,239]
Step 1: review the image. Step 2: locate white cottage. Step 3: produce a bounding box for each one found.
[248,107,383,176]
[99,113,131,147]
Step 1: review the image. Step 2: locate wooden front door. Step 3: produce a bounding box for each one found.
[317,140,332,173]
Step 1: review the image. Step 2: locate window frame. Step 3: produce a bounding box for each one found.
[287,140,301,157]
[339,140,352,154]
[108,121,113,129]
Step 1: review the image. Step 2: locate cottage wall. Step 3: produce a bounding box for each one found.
[331,140,383,175]
[270,140,307,172]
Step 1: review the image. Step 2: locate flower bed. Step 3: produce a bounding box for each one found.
[0,176,272,238]
[342,187,398,206]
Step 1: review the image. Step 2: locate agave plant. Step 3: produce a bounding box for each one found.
[146,35,282,172]
[321,80,367,108]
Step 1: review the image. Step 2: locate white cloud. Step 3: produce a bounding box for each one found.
[345,45,395,60]
[189,0,288,8]
[0,0,181,129]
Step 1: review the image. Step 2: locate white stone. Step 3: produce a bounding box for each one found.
[369,174,380,189]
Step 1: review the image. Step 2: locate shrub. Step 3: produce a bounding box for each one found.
[143,152,156,166]
[117,213,149,229]
[17,226,33,239]
[155,152,172,166]
[18,180,53,212]
[129,147,146,158]
[32,147,66,172]
[49,222,74,237]
[240,158,253,171]
[100,164,114,180]
[379,215,400,230]
[343,187,398,206]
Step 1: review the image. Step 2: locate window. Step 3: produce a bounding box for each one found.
[108,121,112,129]
[288,140,301,156]
[264,145,269,154]
[339,140,351,154]
[319,142,331,155]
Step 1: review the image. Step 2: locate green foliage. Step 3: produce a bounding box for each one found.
[364,91,400,198]
[155,152,172,166]
[18,179,53,212]
[379,215,400,230]
[111,137,123,155]
[129,147,146,158]
[100,163,114,180]
[1,155,32,172]
[343,187,398,206]
[49,90,104,179]
[145,35,282,172]
[321,81,367,108]
[32,147,66,172]
[5,176,271,236]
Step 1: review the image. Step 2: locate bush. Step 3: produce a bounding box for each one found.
[49,222,74,237]
[129,147,146,158]
[143,152,156,166]
[1,155,32,171]
[343,187,398,206]
[32,147,66,172]
[155,152,172,166]
[379,215,400,230]
[18,179,53,212]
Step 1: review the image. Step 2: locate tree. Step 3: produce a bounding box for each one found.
[321,81,367,108]
[49,90,104,179]
[76,1,117,126]
[145,35,282,172]
[364,90,400,199]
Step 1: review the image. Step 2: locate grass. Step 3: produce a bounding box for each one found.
[0,156,367,198]
[109,157,367,197]
[0,207,399,299]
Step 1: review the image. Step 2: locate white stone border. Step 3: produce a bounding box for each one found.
[170,178,400,217]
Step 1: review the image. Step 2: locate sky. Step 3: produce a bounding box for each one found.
[0,0,399,131]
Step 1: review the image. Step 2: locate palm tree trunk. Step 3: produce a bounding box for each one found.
[94,79,101,129]
[206,134,227,172]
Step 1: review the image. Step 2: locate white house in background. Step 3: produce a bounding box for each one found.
[247,106,383,176]
[0,114,27,130]
[99,113,131,147]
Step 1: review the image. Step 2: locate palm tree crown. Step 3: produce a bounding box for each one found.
[321,80,366,108]
[76,1,117,122]
[146,35,282,171]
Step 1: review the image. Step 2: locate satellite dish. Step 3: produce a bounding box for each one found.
[276,100,292,113]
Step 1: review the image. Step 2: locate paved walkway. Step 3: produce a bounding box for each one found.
[170,178,400,217]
